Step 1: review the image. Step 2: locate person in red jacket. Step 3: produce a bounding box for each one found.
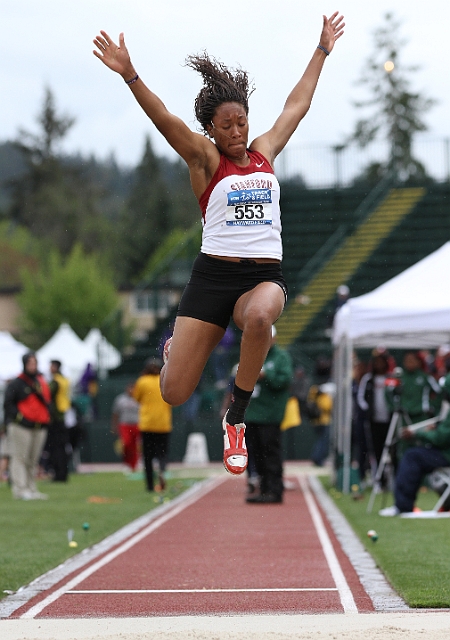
[3,352,51,500]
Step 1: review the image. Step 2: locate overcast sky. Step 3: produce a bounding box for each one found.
[3,1,449,168]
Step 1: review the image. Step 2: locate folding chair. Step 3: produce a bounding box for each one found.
[372,410,449,518]
[427,467,450,513]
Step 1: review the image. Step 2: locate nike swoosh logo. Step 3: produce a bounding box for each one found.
[256,161,264,168]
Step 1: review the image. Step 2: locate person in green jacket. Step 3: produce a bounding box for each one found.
[245,326,293,504]
[379,413,450,515]
[386,352,442,423]
[385,352,442,461]
[440,363,450,401]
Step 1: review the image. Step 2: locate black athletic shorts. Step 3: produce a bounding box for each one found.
[177,252,288,330]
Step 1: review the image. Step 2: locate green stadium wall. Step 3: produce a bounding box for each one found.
[82,181,450,465]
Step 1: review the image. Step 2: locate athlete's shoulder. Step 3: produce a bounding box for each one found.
[248,134,275,167]
[247,149,274,174]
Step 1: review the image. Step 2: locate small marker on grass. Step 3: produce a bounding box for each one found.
[367,529,379,542]
[82,522,90,544]
[67,529,78,548]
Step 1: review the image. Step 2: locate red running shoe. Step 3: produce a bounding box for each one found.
[163,337,172,364]
[222,414,248,475]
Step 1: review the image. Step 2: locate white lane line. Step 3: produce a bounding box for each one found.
[1,477,218,619]
[20,476,227,619]
[67,588,338,594]
[308,475,409,611]
[299,475,358,614]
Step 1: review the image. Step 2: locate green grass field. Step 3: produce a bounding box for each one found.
[0,471,198,600]
[324,478,450,608]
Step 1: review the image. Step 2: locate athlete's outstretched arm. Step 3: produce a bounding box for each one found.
[93,31,208,165]
[252,12,345,163]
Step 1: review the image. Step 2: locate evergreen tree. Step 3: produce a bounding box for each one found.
[351,13,435,182]
[9,88,113,254]
[159,157,200,229]
[119,136,172,282]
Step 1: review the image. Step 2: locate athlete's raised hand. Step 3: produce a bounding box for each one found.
[319,12,345,54]
[93,31,133,77]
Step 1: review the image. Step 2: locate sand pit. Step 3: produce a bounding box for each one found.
[2,612,450,640]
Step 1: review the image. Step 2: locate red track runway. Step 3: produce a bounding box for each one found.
[8,475,374,619]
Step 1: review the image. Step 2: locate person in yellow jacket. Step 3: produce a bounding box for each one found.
[46,360,71,482]
[307,383,333,467]
[133,358,172,492]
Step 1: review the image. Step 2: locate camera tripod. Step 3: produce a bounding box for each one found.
[366,409,411,514]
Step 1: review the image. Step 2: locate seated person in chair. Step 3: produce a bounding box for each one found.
[379,413,450,516]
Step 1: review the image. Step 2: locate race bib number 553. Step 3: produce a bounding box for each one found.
[226,189,272,226]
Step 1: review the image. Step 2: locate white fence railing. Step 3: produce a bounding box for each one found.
[275,137,450,188]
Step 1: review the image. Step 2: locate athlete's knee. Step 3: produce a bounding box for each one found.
[160,383,188,407]
[160,374,192,407]
[242,309,273,337]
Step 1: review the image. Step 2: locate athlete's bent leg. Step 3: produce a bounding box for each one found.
[221,282,285,476]
[160,316,225,406]
[232,281,286,392]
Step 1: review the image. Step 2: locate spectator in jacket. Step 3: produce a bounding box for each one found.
[3,352,51,500]
[379,413,450,516]
[357,352,392,467]
[290,365,311,419]
[307,383,333,467]
[46,360,71,482]
[385,351,442,459]
[386,351,442,424]
[351,357,369,483]
[111,383,140,472]
[245,326,293,504]
[439,357,450,402]
[133,358,172,492]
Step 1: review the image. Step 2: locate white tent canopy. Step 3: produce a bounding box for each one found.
[332,242,450,492]
[84,328,122,376]
[333,241,450,349]
[0,332,29,382]
[36,323,94,385]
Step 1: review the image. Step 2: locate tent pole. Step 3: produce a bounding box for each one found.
[333,340,344,464]
[342,335,353,494]
[332,342,341,487]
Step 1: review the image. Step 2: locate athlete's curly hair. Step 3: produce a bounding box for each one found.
[185,52,255,134]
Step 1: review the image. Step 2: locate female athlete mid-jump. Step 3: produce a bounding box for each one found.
[93,12,345,476]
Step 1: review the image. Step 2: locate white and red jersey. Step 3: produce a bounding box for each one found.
[199,150,282,260]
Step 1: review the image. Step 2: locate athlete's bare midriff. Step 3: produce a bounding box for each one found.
[207,254,280,264]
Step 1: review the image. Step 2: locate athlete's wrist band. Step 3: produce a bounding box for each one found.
[317,44,330,56]
[125,74,139,85]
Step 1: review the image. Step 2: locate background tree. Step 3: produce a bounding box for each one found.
[1,88,202,290]
[159,156,200,229]
[18,244,119,348]
[8,87,113,255]
[0,221,45,288]
[350,13,436,183]
[118,136,172,282]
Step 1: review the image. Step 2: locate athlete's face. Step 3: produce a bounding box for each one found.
[207,102,249,161]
